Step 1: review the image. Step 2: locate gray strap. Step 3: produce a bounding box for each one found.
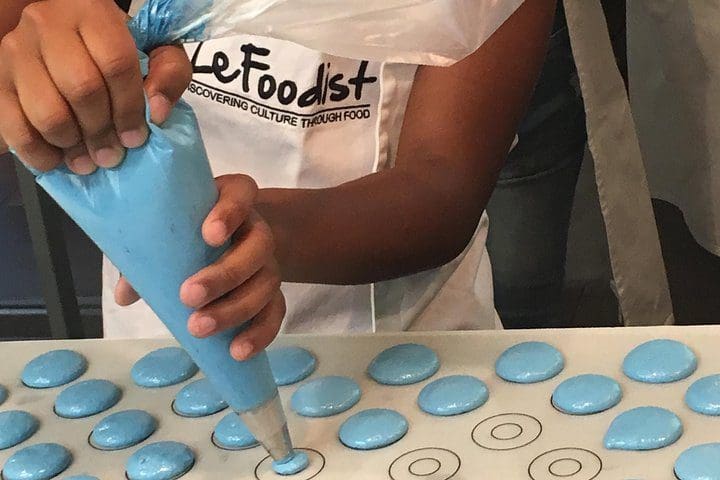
[563,0,674,326]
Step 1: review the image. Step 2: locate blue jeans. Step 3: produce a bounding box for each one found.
[486,9,586,329]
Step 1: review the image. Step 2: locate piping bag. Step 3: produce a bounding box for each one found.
[29,87,293,460]
[17,27,295,465]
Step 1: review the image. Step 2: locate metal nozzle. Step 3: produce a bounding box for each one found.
[237,393,293,461]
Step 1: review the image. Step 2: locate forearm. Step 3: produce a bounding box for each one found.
[256,165,495,285]
[257,0,555,285]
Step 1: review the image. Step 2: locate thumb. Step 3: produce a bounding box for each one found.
[115,276,141,306]
[144,45,193,125]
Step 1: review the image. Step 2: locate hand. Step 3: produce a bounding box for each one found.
[0,0,192,173]
[115,175,286,361]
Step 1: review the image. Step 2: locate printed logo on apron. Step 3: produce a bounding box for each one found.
[186,41,378,130]
[181,37,383,190]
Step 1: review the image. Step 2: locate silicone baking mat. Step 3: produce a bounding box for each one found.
[2,326,718,479]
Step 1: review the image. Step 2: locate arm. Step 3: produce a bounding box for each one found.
[257,0,557,284]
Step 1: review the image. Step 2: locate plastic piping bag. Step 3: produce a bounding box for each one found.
[28,65,277,414]
[129,0,526,66]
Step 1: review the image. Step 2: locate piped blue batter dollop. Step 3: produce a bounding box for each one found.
[552,374,622,415]
[495,342,564,384]
[131,347,199,388]
[0,410,39,450]
[55,379,122,419]
[21,350,87,388]
[604,406,683,450]
[212,412,258,450]
[622,339,697,384]
[291,376,361,417]
[125,441,194,480]
[272,450,310,476]
[173,378,228,417]
[2,443,72,480]
[90,409,157,450]
[268,347,317,386]
[417,375,489,416]
[685,374,720,416]
[368,344,439,385]
[339,408,409,450]
[674,443,720,480]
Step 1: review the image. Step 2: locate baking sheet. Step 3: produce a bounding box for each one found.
[1,326,718,479]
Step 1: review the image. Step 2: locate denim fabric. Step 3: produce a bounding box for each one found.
[486,6,587,329]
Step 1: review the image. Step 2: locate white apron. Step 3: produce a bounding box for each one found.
[560,0,675,326]
[102,35,499,338]
[627,1,720,257]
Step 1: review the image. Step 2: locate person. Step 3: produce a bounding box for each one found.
[0,0,557,360]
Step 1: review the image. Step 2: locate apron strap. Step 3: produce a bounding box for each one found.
[563,0,674,326]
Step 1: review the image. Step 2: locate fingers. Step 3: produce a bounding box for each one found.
[187,262,281,338]
[0,31,64,171]
[114,276,141,306]
[77,3,147,150]
[0,0,147,172]
[40,29,121,169]
[145,45,193,125]
[9,34,82,151]
[180,214,273,308]
[0,82,63,171]
[1,0,195,172]
[229,291,286,361]
[180,180,283,357]
[4,26,98,174]
[202,175,258,247]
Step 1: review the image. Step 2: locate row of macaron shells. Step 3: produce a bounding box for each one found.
[297,339,720,479]
[363,339,720,479]
[1,341,512,478]
[241,338,720,477]
[0,346,316,480]
[3,338,720,479]
[290,338,720,452]
[1,342,450,479]
[496,338,720,480]
[1,344,485,454]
